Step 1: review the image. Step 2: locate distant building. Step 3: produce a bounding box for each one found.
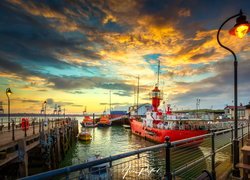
[224,105,246,119]
[110,111,127,119]
[129,103,152,116]
[0,102,4,114]
[173,109,224,121]
[245,102,250,120]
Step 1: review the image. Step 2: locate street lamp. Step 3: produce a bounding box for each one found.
[217,10,250,178]
[6,88,12,131]
[42,101,47,132]
[53,104,58,128]
[58,105,61,126]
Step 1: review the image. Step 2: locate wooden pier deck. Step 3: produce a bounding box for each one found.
[0,118,79,178]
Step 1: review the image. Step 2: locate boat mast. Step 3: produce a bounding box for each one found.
[137,75,140,116]
[109,90,112,115]
[157,60,160,86]
[151,60,162,112]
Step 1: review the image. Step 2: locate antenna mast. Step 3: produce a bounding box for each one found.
[137,76,140,115]
[157,60,160,86]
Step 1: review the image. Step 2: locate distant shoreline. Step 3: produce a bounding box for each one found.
[0,113,102,117]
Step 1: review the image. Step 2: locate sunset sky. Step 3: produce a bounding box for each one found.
[0,0,250,114]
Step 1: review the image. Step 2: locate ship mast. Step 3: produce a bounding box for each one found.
[157,60,160,86]
[109,90,112,115]
[151,60,162,112]
[137,76,140,116]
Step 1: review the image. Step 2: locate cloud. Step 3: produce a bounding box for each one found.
[170,58,250,109]
[113,91,132,97]
[71,91,86,94]
[1,0,250,112]
[178,8,191,17]
[20,99,41,104]
[99,102,130,106]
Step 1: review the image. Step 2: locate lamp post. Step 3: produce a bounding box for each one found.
[6,88,12,131]
[42,101,46,132]
[53,104,57,127]
[217,10,250,178]
[58,105,61,126]
[40,105,44,132]
[44,101,47,129]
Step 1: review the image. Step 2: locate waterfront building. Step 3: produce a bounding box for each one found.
[244,102,250,120]
[129,103,152,116]
[224,105,246,119]
[0,102,4,114]
[110,110,127,119]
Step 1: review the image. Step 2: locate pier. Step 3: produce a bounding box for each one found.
[0,118,78,179]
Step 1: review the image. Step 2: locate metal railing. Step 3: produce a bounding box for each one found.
[20,122,250,180]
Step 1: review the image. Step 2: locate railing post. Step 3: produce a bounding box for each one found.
[241,124,244,147]
[231,126,233,162]
[33,118,35,135]
[24,119,27,137]
[164,136,172,180]
[248,121,250,139]
[39,118,41,133]
[211,132,216,179]
[12,119,15,141]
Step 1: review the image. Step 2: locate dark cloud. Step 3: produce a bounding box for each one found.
[190,49,215,61]
[172,58,250,108]
[47,75,134,94]
[20,99,41,104]
[71,91,86,94]
[0,57,36,78]
[113,91,132,97]
[0,1,103,72]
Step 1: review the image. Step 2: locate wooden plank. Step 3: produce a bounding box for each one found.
[0,151,18,167]
[236,163,250,170]
[26,141,39,152]
[241,145,250,152]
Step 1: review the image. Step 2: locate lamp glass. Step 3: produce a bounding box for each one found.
[235,24,249,38]
[7,92,12,96]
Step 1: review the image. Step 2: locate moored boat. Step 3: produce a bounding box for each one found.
[130,85,209,143]
[130,61,209,144]
[78,130,92,141]
[97,115,111,127]
[81,116,97,128]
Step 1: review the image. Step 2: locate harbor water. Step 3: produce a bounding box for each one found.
[60,117,155,167]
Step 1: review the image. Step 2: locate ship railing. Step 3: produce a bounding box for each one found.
[19,123,250,180]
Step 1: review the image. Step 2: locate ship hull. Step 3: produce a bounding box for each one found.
[80,122,97,128]
[130,119,208,143]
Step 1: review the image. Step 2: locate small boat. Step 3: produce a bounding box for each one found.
[122,124,131,129]
[80,116,97,128]
[78,130,92,141]
[86,154,110,179]
[97,115,111,127]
